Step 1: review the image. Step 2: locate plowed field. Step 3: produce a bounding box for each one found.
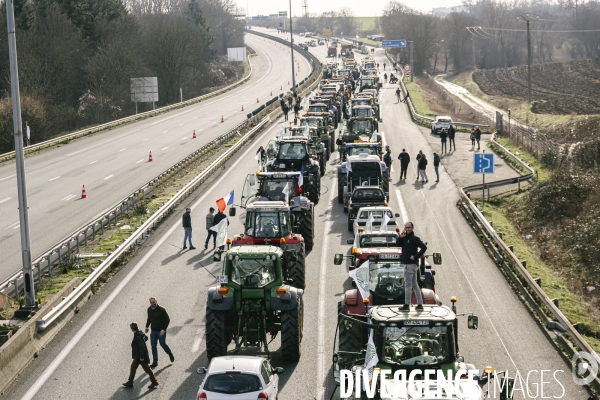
[473,58,600,115]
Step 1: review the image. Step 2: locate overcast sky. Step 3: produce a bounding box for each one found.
[237,0,460,17]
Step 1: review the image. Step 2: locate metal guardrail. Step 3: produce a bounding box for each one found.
[35,117,271,331]
[0,52,256,164]
[458,136,600,375]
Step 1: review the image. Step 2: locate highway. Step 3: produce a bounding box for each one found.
[0,34,311,282]
[2,28,591,400]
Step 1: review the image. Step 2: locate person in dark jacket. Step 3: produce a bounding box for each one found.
[474,126,482,150]
[212,210,229,250]
[282,104,289,121]
[123,322,158,389]
[417,153,428,183]
[440,129,448,154]
[204,207,216,250]
[397,222,427,311]
[293,103,300,119]
[448,125,456,151]
[182,208,195,250]
[145,297,174,369]
[383,149,392,170]
[433,152,441,182]
[398,149,410,180]
[395,87,401,102]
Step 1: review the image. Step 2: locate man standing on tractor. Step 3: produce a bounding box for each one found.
[397,222,427,311]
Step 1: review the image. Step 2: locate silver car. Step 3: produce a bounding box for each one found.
[196,356,283,399]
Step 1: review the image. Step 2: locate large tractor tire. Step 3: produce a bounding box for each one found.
[337,302,365,353]
[338,174,347,204]
[304,175,319,205]
[319,155,326,177]
[330,133,335,153]
[382,169,390,194]
[288,244,306,289]
[206,308,230,359]
[281,295,303,361]
[298,205,314,251]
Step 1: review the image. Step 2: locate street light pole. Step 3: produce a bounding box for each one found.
[519,15,534,103]
[289,0,296,91]
[6,0,36,310]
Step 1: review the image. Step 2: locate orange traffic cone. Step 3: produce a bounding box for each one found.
[193,130,196,139]
[148,151,153,162]
[221,115,224,123]
[241,105,244,111]
[81,185,87,199]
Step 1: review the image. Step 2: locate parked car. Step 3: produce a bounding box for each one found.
[431,116,453,134]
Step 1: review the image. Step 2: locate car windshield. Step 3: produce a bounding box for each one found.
[383,326,452,366]
[352,100,371,107]
[246,211,291,238]
[367,260,404,295]
[287,128,308,137]
[353,108,373,117]
[300,118,321,127]
[358,210,394,219]
[264,180,296,201]
[361,79,375,86]
[351,189,384,201]
[204,372,262,394]
[278,143,307,160]
[358,235,399,247]
[437,119,451,123]
[230,258,277,288]
[350,120,373,134]
[309,106,327,113]
[347,147,378,156]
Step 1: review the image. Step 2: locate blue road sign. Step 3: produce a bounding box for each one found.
[382,40,407,48]
[474,153,494,174]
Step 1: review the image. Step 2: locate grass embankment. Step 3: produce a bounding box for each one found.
[403,79,436,118]
[353,38,380,47]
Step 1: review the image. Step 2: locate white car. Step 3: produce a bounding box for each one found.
[352,206,400,235]
[431,115,453,134]
[196,356,283,399]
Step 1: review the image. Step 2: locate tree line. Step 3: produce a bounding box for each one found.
[0,0,244,153]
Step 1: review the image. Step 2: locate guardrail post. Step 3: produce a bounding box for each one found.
[56,247,62,264]
[552,298,559,308]
[91,224,96,240]
[100,219,104,235]
[498,232,503,239]
[45,255,51,275]
[13,278,19,300]
[76,234,80,253]
[521,260,527,269]
[534,277,541,286]
[36,262,41,283]
[573,322,581,333]
[508,245,514,252]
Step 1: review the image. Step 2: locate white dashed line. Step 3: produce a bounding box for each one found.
[143,139,149,142]
[12,223,20,230]
[161,147,169,151]
[136,159,144,164]
[104,175,114,180]
[48,176,61,182]
[191,326,206,353]
[182,137,188,140]
[0,197,12,204]
[62,194,77,201]
[0,174,16,182]
[119,148,126,152]
[89,160,97,165]
[162,131,168,134]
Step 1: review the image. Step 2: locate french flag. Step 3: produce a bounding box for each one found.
[295,164,304,196]
[216,190,234,212]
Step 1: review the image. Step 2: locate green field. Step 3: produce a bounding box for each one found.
[292,16,379,32]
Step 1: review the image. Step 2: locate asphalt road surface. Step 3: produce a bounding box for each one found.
[2,29,591,400]
[0,33,311,283]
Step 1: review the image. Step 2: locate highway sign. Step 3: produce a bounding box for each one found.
[382,40,407,48]
[474,153,494,174]
[404,65,411,71]
[323,28,332,36]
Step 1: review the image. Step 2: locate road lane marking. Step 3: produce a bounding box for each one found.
[104,175,113,180]
[182,137,188,140]
[150,108,197,126]
[136,159,144,164]
[20,119,283,400]
[161,147,168,151]
[12,223,20,230]
[0,197,12,204]
[48,176,61,182]
[62,194,77,201]
[88,160,97,165]
[0,174,16,181]
[143,139,149,142]
[162,131,168,134]
[6,220,19,229]
[317,172,337,400]
[191,325,206,353]
[119,148,126,152]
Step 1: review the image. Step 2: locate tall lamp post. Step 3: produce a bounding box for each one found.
[518,14,538,104]
[288,0,297,91]
[6,0,36,312]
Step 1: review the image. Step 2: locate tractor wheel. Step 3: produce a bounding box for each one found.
[319,156,326,176]
[330,134,335,153]
[382,169,390,194]
[206,308,230,359]
[338,174,347,204]
[298,205,314,251]
[288,245,306,289]
[305,176,319,205]
[337,305,364,353]
[281,295,303,361]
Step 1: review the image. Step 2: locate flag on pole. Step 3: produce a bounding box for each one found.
[295,165,304,195]
[379,212,391,232]
[363,328,379,388]
[346,160,352,172]
[209,218,228,247]
[365,212,375,232]
[275,123,284,141]
[216,190,234,212]
[348,259,370,301]
[282,181,291,203]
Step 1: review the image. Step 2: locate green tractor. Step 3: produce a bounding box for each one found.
[299,115,336,156]
[206,246,304,361]
[332,299,500,399]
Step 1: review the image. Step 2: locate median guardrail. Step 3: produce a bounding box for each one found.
[457,135,600,392]
[0,48,256,164]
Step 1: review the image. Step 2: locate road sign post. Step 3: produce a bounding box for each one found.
[473,151,494,206]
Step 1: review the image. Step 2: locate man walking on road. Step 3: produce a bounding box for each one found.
[204,207,216,250]
[440,129,448,154]
[448,125,456,151]
[397,222,427,311]
[383,149,392,170]
[398,149,410,180]
[123,322,159,389]
[433,152,441,182]
[145,297,174,369]
[474,126,482,150]
[182,208,195,250]
[395,87,401,103]
[417,153,428,183]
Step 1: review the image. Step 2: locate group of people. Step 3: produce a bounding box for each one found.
[280,92,302,121]
[182,207,229,251]
[123,297,174,389]
[385,149,441,184]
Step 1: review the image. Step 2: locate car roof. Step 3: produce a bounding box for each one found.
[357,206,394,212]
[436,116,452,120]
[208,356,264,374]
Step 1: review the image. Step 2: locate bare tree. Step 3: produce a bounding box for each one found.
[318,11,338,34]
[336,7,357,36]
